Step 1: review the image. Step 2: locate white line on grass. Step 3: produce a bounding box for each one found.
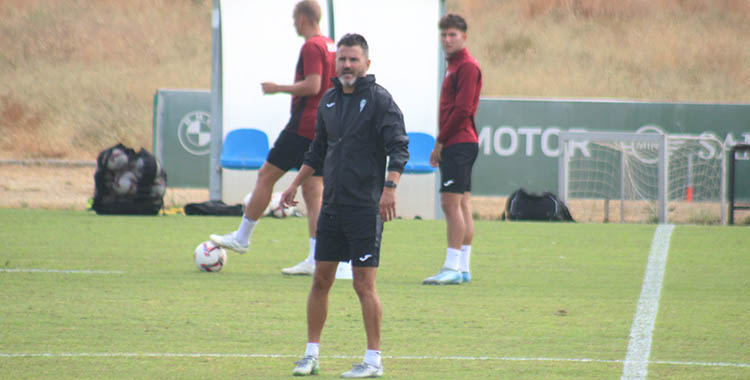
[0,268,124,274]
[621,224,675,380]
[1,352,748,369]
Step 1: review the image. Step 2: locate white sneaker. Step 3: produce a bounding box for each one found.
[209,232,248,254]
[336,261,353,280]
[340,362,383,378]
[282,260,315,276]
[292,355,319,376]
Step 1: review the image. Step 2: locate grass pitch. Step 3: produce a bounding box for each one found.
[1,209,748,379]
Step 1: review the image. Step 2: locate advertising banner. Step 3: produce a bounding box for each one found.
[473,98,750,200]
[153,89,212,188]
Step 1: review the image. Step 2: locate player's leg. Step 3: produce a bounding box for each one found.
[460,191,474,245]
[282,175,322,275]
[419,192,465,285]
[423,144,469,285]
[443,192,466,250]
[300,175,323,238]
[210,161,284,253]
[458,144,478,283]
[459,191,474,283]
[246,162,286,220]
[282,132,323,275]
[211,132,298,254]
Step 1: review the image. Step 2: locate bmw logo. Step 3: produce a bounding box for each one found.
[178,111,212,155]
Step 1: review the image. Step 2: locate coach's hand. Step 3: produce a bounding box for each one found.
[280,186,298,208]
[380,187,397,222]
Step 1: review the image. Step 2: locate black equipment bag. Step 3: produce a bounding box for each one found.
[91,143,167,215]
[503,188,574,222]
[184,200,244,216]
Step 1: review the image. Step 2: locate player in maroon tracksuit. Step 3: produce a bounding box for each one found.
[423,13,482,286]
[210,1,338,277]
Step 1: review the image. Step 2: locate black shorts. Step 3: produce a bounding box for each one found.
[439,142,478,193]
[315,207,383,267]
[266,130,322,176]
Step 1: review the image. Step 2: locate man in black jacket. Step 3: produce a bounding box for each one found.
[281,33,409,378]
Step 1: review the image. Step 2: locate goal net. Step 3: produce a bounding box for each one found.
[558,131,726,224]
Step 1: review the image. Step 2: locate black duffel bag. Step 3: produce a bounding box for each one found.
[503,188,574,222]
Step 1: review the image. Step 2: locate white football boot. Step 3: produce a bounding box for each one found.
[292,355,319,376]
[209,232,248,254]
[340,362,383,378]
[282,260,315,276]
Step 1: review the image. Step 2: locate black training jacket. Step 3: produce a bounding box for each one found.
[304,74,410,212]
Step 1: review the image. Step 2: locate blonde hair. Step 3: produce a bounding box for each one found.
[294,0,321,24]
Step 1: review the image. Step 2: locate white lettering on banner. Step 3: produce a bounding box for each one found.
[568,128,591,157]
[518,127,542,156]
[738,133,750,160]
[478,126,589,157]
[698,133,716,160]
[478,126,491,155]
[493,126,518,156]
[541,127,561,156]
[725,133,750,160]
[477,126,750,160]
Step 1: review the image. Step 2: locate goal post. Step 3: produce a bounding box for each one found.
[558,131,726,224]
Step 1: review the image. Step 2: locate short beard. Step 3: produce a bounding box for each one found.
[340,75,357,88]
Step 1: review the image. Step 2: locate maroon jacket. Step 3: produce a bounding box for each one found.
[438,48,482,146]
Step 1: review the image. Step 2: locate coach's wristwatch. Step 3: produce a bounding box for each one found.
[384,180,397,188]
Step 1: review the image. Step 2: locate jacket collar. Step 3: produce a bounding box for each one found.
[331,74,376,94]
[447,48,468,64]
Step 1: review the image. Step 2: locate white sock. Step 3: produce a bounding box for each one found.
[235,215,257,243]
[442,247,461,271]
[306,238,316,264]
[459,245,472,273]
[363,349,381,367]
[305,342,319,358]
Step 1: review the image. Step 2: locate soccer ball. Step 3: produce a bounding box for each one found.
[107,148,129,171]
[113,171,138,196]
[194,241,227,272]
[266,191,297,218]
[132,156,146,178]
[150,175,166,198]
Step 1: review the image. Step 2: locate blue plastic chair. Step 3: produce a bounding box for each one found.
[404,132,436,174]
[220,128,269,170]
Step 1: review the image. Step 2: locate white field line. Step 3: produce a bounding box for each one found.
[0,352,748,369]
[0,268,124,274]
[621,224,675,380]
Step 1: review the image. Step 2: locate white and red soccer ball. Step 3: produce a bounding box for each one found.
[113,171,138,196]
[150,175,166,198]
[194,241,227,272]
[267,192,291,218]
[242,191,298,218]
[106,148,129,171]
